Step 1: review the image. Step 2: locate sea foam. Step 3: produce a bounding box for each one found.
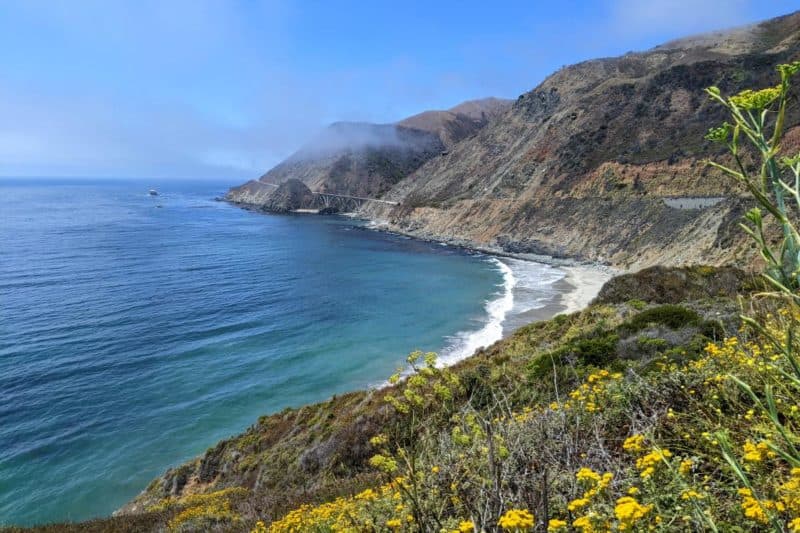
[437,257,566,367]
[437,258,517,366]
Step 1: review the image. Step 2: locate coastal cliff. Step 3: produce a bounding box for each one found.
[229,12,800,271]
[361,12,800,270]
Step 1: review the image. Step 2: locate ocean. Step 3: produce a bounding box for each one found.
[0,178,567,526]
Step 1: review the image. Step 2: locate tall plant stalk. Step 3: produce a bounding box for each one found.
[705,61,800,295]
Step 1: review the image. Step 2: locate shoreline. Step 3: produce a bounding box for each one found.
[110,202,620,519]
[229,201,616,362]
[229,200,618,344]
[560,263,616,314]
[353,218,618,329]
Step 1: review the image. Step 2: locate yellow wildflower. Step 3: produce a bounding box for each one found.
[742,440,776,463]
[458,520,474,532]
[623,434,645,454]
[576,467,602,484]
[548,518,568,531]
[738,488,769,524]
[568,498,590,512]
[572,514,595,533]
[369,434,389,446]
[498,509,534,531]
[614,496,652,531]
[681,489,704,501]
[635,448,671,478]
[354,488,377,501]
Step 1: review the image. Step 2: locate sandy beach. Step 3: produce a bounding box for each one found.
[560,264,616,313]
[498,262,615,336]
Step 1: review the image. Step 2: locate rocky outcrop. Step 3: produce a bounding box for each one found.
[226,178,317,213]
[259,179,315,212]
[225,179,277,207]
[593,265,759,305]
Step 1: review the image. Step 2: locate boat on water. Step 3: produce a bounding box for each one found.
[148,189,158,196]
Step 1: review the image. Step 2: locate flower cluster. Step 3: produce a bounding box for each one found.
[497,509,534,531]
[147,487,247,532]
[634,447,672,480]
[729,86,782,110]
[742,440,776,463]
[264,481,412,532]
[566,369,623,413]
[613,496,652,531]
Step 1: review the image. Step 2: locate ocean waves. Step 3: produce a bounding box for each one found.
[439,257,567,366]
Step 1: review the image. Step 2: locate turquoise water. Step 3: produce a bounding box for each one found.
[0,179,564,526]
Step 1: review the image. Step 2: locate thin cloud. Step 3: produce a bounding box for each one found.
[609,0,750,38]
[0,0,794,180]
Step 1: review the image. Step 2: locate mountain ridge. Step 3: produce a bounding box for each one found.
[357,10,800,270]
[228,11,800,271]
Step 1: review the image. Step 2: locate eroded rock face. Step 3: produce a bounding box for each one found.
[359,12,800,269]
[226,179,315,212]
[225,179,276,206]
[262,179,315,213]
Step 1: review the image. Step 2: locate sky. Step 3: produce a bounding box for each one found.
[0,0,797,181]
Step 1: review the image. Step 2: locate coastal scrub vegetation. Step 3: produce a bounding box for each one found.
[8,51,800,533]
[229,61,800,532]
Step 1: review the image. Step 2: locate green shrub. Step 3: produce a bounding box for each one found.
[627,298,647,310]
[618,304,701,334]
[569,332,620,366]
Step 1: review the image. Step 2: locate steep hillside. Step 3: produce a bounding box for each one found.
[226,99,512,207]
[361,12,800,270]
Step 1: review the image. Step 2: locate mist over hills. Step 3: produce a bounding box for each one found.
[227,98,512,201]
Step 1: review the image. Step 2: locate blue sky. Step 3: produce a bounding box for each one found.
[0,1,796,180]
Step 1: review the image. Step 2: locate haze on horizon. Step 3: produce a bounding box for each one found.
[0,0,796,181]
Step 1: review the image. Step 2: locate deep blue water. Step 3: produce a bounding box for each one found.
[0,179,564,526]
